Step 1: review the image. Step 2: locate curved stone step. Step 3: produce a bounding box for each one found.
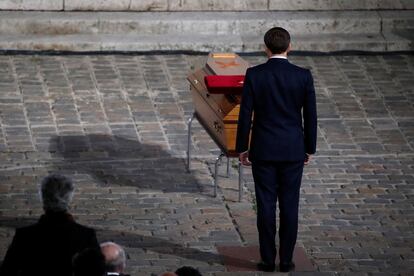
[0,0,412,11]
[0,33,411,52]
[0,10,412,52]
[0,11,392,35]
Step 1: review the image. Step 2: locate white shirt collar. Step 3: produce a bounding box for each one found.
[270,55,288,59]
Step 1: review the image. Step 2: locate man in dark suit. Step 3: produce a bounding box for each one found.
[0,174,100,276]
[236,27,317,272]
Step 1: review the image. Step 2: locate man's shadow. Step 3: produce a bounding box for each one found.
[48,134,202,193]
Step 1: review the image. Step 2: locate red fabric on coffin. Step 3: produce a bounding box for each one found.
[204,75,245,94]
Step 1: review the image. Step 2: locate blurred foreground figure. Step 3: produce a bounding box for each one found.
[160,273,178,276]
[0,174,99,276]
[72,248,105,276]
[100,241,130,276]
[73,247,106,276]
[175,266,202,276]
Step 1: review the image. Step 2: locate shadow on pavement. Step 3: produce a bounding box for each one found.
[0,216,252,269]
[48,134,203,193]
[1,136,251,268]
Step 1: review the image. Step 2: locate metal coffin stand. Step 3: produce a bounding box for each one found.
[186,53,250,202]
[186,112,244,202]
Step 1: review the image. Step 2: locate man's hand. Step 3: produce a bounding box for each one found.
[239,151,251,166]
[304,154,312,165]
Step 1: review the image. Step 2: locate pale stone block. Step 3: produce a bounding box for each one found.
[99,34,244,52]
[65,0,130,11]
[0,12,99,35]
[287,34,388,52]
[0,11,383,36]
[244,11,381,35]
[382,31,413,51]
[130,0,168,11]
[3,32,413,52]
[94,11,380,36]
[401,0,414,9]
[380,11,414,32]
[65,0,168,10]
[0,34,101,51]
[168,0,268,11]
[269,0,404,10]
[0,0,63,10]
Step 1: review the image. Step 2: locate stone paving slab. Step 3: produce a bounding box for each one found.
[217,246,314,272]
[0,53,413,276]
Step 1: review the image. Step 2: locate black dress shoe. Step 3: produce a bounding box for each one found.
[257,261,275,272]
[279,262,295,272]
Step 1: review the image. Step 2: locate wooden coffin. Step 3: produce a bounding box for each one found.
[187,53,250,156]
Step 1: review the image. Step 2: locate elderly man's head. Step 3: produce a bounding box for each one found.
[40,174,74,213]
[100,242,126,273]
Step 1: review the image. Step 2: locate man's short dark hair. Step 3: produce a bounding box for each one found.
[73,248,106,276]
[175,266,202,276]
[264,27,291,54]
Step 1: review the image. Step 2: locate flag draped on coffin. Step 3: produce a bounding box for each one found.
[187,53,250,156]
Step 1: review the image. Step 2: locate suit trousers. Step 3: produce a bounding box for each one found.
[252,160,304,265]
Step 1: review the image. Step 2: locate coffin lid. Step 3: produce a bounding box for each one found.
[206,53,249,76]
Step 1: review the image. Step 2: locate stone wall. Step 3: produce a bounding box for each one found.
[0,0,412,11]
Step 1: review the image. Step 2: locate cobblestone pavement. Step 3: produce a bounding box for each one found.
[0,53,413,276]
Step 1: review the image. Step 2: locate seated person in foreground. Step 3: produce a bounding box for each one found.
[0,174,99,276]
[100,241,130,276]
[175,266,202,276]
[160,266,202,276]
[73,247,106,276]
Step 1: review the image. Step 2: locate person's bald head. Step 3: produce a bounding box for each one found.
[160,273,178,276]
[100,242,126,273]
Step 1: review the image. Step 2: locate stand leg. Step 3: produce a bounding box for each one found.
[226,156,230,178]
[186,112,195,172]
[238,161,243,202]
[214,152,224,197]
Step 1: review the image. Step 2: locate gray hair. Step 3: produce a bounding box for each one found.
[100,242,126,272]
[40,174,74,212]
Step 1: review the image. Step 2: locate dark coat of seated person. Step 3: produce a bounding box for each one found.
[73,247,106,276]
[175,266,202,276]
[0,174,100,276]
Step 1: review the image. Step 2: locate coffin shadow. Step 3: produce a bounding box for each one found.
[48,134,202,193]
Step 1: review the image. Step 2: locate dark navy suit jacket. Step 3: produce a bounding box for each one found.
[236,57,317,161]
